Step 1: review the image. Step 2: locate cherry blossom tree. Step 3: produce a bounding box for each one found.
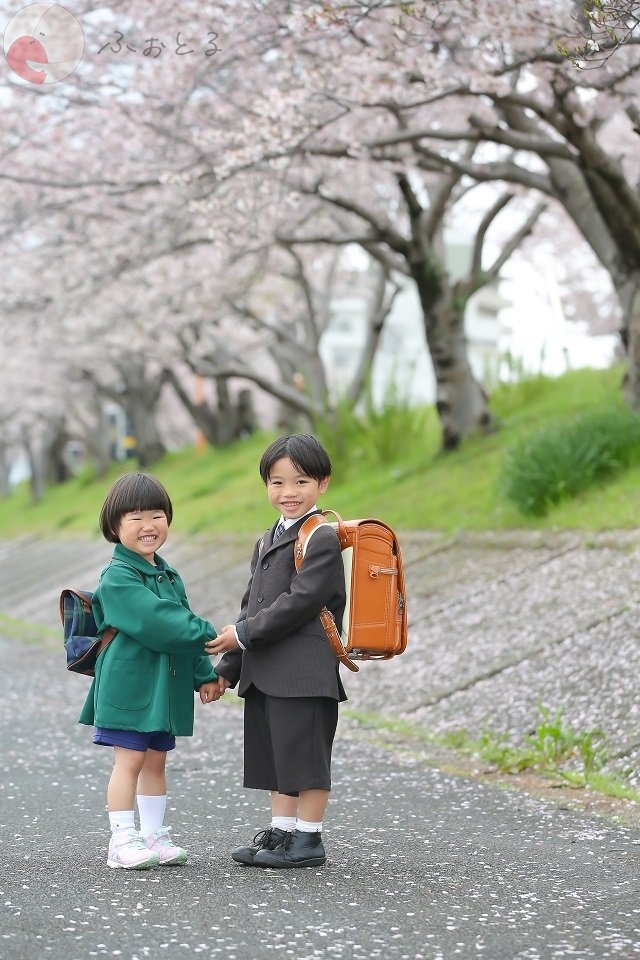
[267,1,635,401]
[0,0,626,489]
[267,165,547,447]
[557,1,640,66]
[378,6,640,403]
[0,1,406,472]
[163,241,399,430]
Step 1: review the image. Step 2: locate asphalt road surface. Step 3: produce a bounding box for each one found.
[2,634,640,960]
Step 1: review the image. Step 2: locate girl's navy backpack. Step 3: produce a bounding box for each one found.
[59,589,116,676]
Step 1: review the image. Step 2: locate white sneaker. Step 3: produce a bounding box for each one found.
[107,828,160,870]
[144,826,188,865]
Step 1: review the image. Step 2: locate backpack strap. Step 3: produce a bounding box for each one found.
[318,608,359,673]
[294,512,359,674]
[293,513,331,567]
[97,626,118,655]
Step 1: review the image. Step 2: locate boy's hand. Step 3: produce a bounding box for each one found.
[199,681,223,704]
[205,626,240,655]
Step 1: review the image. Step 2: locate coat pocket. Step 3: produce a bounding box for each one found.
[104,659,153,711]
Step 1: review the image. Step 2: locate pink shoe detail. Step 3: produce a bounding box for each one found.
[107,828,160,870]
[144,826,188,865]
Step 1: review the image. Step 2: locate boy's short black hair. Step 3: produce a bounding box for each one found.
[99,472,173,543]
[259,434,332,484]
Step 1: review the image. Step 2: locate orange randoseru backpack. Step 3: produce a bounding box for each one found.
[294,510,408,673]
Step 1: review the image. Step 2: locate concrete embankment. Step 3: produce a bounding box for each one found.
[3,529,640,768]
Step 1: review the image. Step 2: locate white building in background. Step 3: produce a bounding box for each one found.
[498,260,618,377]
[320,240,618,408]
[320,239,510,408]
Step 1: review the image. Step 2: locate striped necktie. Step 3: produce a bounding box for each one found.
[273,520,286,541]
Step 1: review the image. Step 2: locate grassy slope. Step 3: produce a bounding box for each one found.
[2,365,638,538]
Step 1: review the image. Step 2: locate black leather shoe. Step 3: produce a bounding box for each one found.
[231,827,289,865]
[254,829,326,868]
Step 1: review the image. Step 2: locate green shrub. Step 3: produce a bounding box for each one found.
[315,394,370,479]
[363,376,428,465]
[487,350,551,419]
[500,403,640,516]
[472,704,608,782]
[316,373,428,475]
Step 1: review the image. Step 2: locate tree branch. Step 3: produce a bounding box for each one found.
[471,192,515,275]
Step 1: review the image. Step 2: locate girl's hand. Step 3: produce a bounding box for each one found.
[199,681,222,704]
[205,626,240,656]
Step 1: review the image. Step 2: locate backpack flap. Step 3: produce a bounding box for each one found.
[342,519,406,660]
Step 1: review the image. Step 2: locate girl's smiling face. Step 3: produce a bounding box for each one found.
[265,457,329,520]
[117,509,168,560]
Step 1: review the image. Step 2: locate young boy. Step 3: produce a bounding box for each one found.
[206,434,347,868]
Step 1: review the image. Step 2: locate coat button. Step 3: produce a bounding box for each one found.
[257,596,264,603]
[262,561,269,570]
[158,575,163,582]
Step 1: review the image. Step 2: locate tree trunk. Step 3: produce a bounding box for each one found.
[394,172,496,450]
[487,101,638,404]
[347,266,398,408]
[0,443,11,498]
[103,364,169,468]
[25,436,44,503]
[269,354,316,432]
[83,401,113,479]
[166,368,257,446]
[166,368,223,446]
[622,281,640,410]
[42,416,74,485]
[236,389,256,436]
[126,394,166,467]
[412,262,495,450]
[214,378,238,445]
[428,303,493,449]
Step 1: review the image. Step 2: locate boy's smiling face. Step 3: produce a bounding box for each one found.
[266,456,329,520]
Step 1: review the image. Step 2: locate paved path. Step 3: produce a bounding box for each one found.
[2,533,640,959]
[2,635,640,960]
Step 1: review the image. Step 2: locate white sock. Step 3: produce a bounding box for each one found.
[137,794,167,836]
[296,818,323,833]
[109,810,135,834]
[271,816,297,832]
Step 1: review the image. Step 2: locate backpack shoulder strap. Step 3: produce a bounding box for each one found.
[320,509,348,545]
[294,510,359,673]
[294,513,333,571]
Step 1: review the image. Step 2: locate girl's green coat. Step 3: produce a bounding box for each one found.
[78,544,217,736]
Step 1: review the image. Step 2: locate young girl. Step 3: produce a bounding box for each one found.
[207,434,347,868]
[79,472,221,870]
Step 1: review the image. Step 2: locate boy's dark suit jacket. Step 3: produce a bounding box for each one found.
[216,511,347,701]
